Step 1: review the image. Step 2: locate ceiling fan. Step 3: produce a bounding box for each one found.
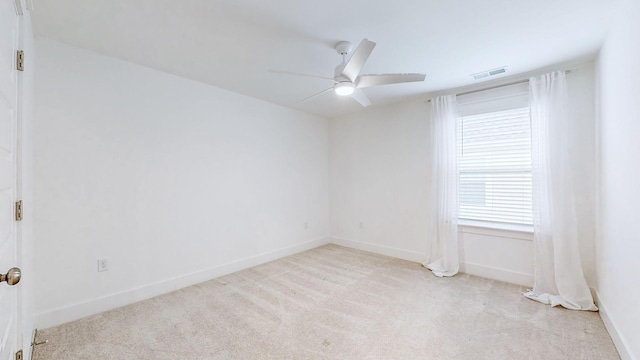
[270,39,426,107]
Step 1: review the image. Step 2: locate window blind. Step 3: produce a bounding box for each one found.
[457,107,533,225]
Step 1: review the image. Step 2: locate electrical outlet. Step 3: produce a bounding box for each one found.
[304,222,308,230]
[97,258,109,272]
[359,221,363,229]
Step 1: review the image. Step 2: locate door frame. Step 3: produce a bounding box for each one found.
[13,0,35,358]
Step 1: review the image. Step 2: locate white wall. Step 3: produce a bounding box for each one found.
[595,0,640,358]
[329,63,597,288]
[329,99,430,262]
[33,38,330,328]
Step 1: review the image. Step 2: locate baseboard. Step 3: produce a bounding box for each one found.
[34,236,330,329]
[459,261,533,287]
[329,236,424,263]
[597,293,635,360]
[329,237,534,287]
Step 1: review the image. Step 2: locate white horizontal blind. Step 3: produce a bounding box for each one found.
[457,107,533,225]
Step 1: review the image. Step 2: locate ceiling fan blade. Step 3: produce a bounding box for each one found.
[296,87,334,105]
[351,88,372,107]
[269,69,335,82]
[356,73,426,88]
[341,39,376,82]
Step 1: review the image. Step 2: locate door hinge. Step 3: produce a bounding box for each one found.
[15,200,22,221]
[16,50,24,71]
[15,350,23,360]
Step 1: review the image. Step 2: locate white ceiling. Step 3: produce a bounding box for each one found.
[32,0,620,118]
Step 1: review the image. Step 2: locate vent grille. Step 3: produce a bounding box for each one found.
[471,66,507,80]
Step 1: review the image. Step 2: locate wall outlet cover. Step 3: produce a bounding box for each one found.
[97,259,109,272]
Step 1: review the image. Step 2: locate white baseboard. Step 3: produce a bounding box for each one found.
[597,293,635,360]
[329,236,424,263]
[35,237,330,329]
[330,237,534,287]
[459,261,533,287]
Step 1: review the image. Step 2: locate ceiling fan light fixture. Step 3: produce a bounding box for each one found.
[334,82,355,96]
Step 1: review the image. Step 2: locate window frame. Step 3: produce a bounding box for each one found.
[455,84,534,232]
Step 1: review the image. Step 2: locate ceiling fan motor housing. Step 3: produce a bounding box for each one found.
[334,63,349,81]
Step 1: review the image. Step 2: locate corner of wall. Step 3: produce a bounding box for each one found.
[597,293,634,360]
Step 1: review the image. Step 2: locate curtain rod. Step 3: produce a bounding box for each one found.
[425,70,572,103]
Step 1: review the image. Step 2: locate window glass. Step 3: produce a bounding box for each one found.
[457,107,533,225]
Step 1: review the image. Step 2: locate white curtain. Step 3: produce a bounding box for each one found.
[423,95,459,277]
[524,71,597,311]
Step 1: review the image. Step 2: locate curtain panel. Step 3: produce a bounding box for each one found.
[424,95,459,277]
[524,71,597,311]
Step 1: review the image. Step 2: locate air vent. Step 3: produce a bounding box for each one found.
[471,66,507,80]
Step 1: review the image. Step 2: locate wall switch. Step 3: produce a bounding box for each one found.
[97,258,109,272]
[304,222,308,230]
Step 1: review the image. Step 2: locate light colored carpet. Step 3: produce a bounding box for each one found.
[33,244,619,359]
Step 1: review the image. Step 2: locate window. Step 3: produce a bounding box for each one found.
[457,107,533,226]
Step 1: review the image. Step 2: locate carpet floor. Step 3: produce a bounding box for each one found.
[33,244,619,359]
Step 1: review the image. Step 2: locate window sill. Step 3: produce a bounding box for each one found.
[457,219,533,240]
